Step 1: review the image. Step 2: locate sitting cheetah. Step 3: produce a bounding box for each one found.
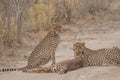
[0,24,62,72]
[24,56,82,74]
[26,24,62,69]
[73,42,120,67]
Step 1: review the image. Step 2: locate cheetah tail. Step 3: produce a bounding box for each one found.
[0,68,18,72]
[0,66,26,72]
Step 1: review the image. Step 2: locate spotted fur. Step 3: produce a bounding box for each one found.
[73,42,120,67]
[26,24,62,69]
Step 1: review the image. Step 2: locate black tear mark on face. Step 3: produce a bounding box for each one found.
[82,50,84,55]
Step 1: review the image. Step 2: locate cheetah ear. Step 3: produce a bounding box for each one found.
[81,42,85,46]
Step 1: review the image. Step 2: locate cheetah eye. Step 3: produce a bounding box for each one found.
[82,51,84,55]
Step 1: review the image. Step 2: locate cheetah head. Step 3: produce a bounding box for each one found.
[73,42,86,58]
[50,23,62,36]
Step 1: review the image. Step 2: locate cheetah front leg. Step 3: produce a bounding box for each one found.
[51,51,56,65]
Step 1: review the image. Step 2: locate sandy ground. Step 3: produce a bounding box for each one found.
[0,21,120,80]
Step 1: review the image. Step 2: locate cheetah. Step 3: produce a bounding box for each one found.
[26,24,62,69]
[73,42,120,67]
[0,23,62,72]
[23,56,82,74]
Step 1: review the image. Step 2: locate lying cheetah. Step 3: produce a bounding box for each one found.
[73,42,120,67]
[0,24,62,72]
[24,57,82,74]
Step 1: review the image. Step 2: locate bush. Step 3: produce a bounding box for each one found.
[80,0,113,15]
